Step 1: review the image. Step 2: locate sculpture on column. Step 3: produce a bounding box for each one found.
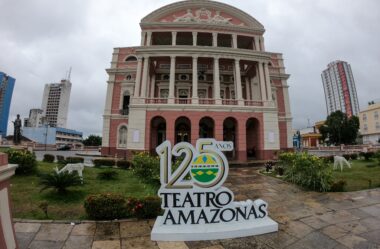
[13,114,22,145]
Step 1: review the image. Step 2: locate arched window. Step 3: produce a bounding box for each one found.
[121,91,130,115]
[125,56,137,62]
[118,126,128,147]
[126,75,132,80]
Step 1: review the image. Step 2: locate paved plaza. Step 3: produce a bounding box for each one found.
[15,168,380,249]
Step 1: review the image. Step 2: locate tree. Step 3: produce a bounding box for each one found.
[83,135,102,146]
[319,111,359,145]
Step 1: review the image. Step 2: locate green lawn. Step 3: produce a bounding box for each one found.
[332,159,380,191]
[261,159,380,192]
[10,162,157,220]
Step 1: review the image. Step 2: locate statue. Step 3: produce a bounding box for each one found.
[13,114,22,145]
[333,156,351,171]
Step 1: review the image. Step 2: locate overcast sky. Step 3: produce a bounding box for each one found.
[1,0,380,137]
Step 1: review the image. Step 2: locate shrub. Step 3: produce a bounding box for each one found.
[131,152,160,185]
[330,180,347,192]
[97,170,119,180]
[279,152,332,192]
[133,196,162,219]
[84,193,126,220]
[39,171,82,194]
[320,155,334,163]
[43,154,55,163]
[116,160,131,169]
[350,154,358,160]
[359,152,375,161]
[93,159,115,167]
[6,149,37,175]
[56,155,65,164]
[65,157,84,164]
[342,154,351,160]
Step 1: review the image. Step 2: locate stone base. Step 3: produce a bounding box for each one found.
[151,216,278,241]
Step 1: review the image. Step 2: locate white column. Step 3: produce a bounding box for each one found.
[213,56,221,104]
[146,31,152,46]
[264,62,272,101]
[192,56,198,104]
[212,32,218,47]
[140,31,146,46]
[254,36,260,51]
[133,57,143,97]
[168,56,176,103]
[245,77,250,100]
[250,76,255,100]
[235,59,244,105]
[150,74,156,98]
[172,32,177,46]
[260,36,265,51]
[192,32,197,46]
[140,56,149,98]
[258,62,267,101]
[232,34,237,49]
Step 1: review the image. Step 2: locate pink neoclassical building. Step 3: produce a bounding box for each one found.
[101,0,293,162]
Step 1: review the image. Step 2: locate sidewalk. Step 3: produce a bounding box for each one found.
[15,168,380,249]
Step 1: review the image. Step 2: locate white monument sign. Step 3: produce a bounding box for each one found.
[151,139,278,241]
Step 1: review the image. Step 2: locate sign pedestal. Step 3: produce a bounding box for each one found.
[152,215,278,241]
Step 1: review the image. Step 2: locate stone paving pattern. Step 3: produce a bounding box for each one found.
[15,168,380,249]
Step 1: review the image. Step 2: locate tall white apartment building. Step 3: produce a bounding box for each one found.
[41,79,71,127]
[321,60,360,117]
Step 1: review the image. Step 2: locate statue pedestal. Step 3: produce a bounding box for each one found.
[0,153,18,249]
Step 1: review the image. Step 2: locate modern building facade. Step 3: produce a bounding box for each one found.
[24,108,44,128]
[41,79,71,128]
[359,102,380,144]
[22,126,83,148]
[101,0,293,161]
[0,72,15,138]
[322,60,360,117]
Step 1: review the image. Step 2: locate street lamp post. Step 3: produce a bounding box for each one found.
[44,123,49,151]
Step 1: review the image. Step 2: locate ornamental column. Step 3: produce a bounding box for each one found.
[232,34,237,49]
[146,31,152,46]
[133,56,143,98]
[140,56,149,98]
[140,31,146,46]
[192,32,197,46]
[213,56,221,104]
[149,74,156,98]
[172,32,177,46]
[245,77,250,100]
[264,62,272,101]
[235,59,244,105]
[168,56,176,104]
[258,62,267,101]
[212,32,218,47]
[254,36,260,51]
[192,56,199,104]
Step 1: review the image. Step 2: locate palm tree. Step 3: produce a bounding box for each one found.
[39,171,82,194]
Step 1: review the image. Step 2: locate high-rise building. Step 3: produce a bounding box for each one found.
[359,101,380,144]
[41,79,71,128]
[101,0,293,161]
[321,60,360,117]
[0,72,15,137]
[24,108,44,128]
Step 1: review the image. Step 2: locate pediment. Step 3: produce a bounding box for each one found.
[141,0,264,31]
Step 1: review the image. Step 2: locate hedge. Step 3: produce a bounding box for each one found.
[43,154,55,163]
[93,159,115,167]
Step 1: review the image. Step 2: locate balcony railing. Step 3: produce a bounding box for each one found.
[120,109,129,115]
[222,99,238,105]
[145,98,168,104]
[199,98,215,105]
[175,98,192,104]
[244,100,263,106]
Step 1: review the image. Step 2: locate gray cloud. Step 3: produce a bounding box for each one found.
[1,0,380,137]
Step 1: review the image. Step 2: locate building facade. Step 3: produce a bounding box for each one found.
[0,72,15,138]
[22,126,83,148]
[24,108,44,128]
[101,0,293,161]
[359,102,380,144]
[41,79,71,128]
[322,60,360,117]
